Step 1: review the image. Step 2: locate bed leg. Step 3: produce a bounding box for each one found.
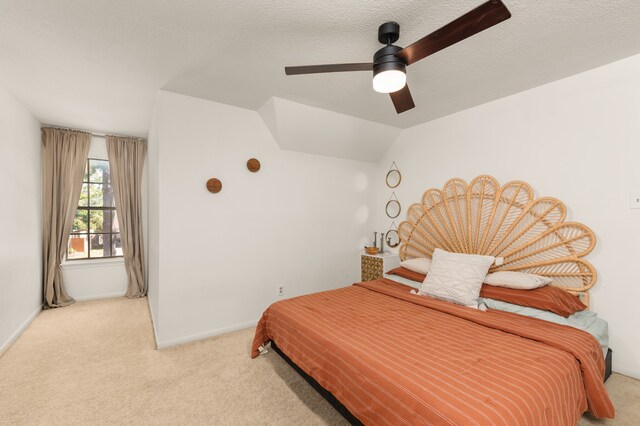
[258,345,269,355]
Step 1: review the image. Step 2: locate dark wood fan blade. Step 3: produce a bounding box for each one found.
[397,0,511,66]
[389,84,415,114]
[285,63,374,75]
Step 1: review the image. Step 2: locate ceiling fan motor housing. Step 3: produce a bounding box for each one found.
[373,44,406,78]
[374,22,406,77]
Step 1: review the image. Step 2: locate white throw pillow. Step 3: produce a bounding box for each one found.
[483,271,552,289]
[400,257,432,275]
[419,249,495,309]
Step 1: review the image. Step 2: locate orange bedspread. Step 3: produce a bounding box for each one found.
[252,279,614,425]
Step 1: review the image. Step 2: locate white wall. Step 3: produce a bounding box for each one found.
[61,136,128,301]
[0,87,42,353]
[149,91,376,347]
[377,53,640,378]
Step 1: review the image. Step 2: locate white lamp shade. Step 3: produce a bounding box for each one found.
[372,70,407,93]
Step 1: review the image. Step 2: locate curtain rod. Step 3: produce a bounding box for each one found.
[42,125,146,140]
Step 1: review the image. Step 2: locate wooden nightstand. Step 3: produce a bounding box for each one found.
[361,252,400,282]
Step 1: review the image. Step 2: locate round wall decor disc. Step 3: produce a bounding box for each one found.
[247,158,261,173]
[206,178,222,193]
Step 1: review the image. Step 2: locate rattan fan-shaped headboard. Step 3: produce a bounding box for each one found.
[398,175,597,304]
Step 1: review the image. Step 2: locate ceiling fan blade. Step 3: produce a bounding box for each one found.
[285,63,374,75]
[389,84,415,114]
[397,0,511,66]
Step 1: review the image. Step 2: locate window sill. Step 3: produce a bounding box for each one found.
[60,258,125,270]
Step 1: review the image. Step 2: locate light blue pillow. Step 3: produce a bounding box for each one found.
[479,297,597,329]
[480,297,609,356]
[383,273,421,289]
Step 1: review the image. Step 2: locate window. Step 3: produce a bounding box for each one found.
[67,159,122,260]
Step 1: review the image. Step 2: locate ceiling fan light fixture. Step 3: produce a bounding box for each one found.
[373,68,406,93]
[372,44,407,94]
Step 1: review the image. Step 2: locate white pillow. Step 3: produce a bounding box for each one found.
[483,271,552,289]
[400,257,431,275]
[419,249,495,309]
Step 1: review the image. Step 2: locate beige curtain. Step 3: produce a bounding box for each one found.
[106,136,147,298]
[42,128,91,308]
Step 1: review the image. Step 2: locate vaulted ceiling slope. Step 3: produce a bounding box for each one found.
[0,1,639,138]
[259,97,400,162]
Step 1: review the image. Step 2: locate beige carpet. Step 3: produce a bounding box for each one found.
[0,298,637,425]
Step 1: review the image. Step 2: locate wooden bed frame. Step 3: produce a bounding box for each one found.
[272,176,608,424]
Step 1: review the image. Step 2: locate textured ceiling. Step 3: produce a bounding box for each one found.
[1,0,640,137]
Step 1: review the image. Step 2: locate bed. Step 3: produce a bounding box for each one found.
[252,175,615,424]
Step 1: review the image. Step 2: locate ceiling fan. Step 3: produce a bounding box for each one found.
[285,0,511,114]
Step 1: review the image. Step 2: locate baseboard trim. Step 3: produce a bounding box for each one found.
[0,304,42,357]
[612,367,640,380]
[74,292,126,302]
[146,297,160,350]
[156,320,258,350]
